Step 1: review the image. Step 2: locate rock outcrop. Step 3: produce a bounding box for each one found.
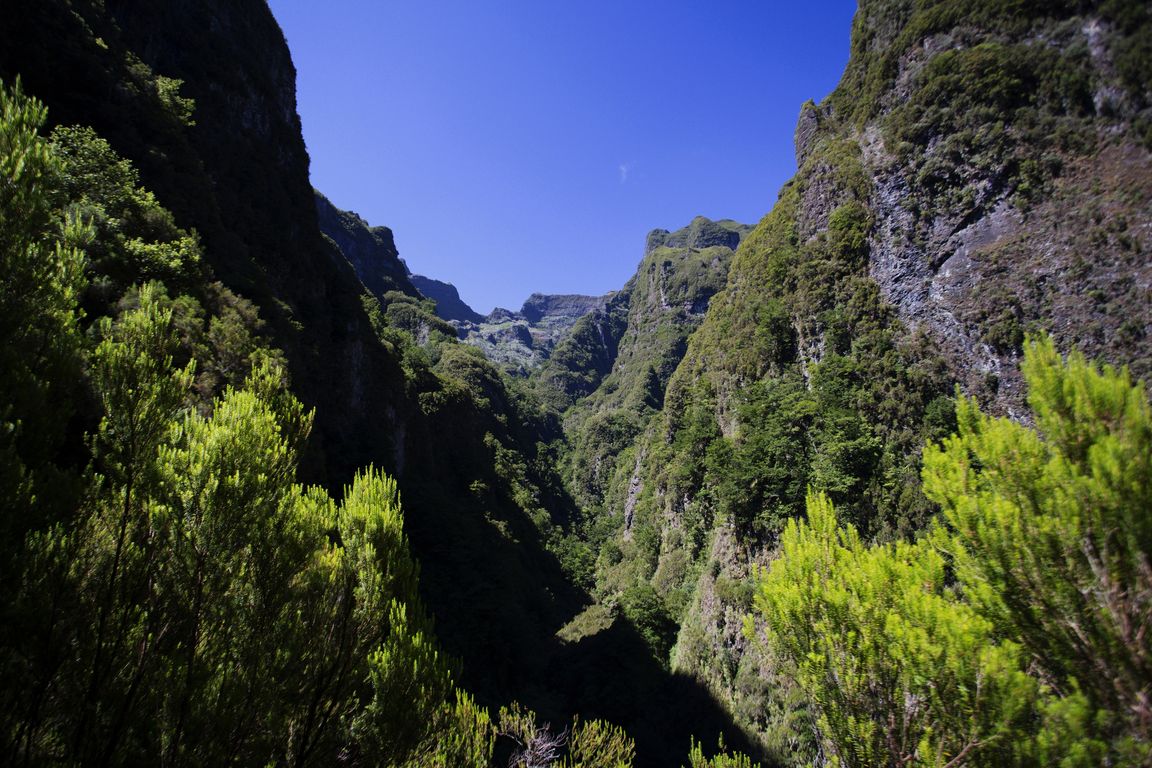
[410,274,485,324]
[315,191,419,302]
[457,292,612,374]
[537,216,750,411]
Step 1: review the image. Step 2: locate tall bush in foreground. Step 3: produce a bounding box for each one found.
[923,336,1152,762]
[755,337,1152,766]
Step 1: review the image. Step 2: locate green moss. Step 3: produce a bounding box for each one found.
[827,0,1086,126]
[882,40,1093,213]
[1103,0,1152,107]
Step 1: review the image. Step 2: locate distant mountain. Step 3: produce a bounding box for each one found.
[462,292,611,374]
[517,293,607,324]
[410,274,485,324]
[534,216,752,411]
[409,276,611,373]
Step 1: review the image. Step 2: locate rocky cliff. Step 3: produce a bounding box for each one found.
[536,217,750,412]
[840,0,1152,412]
[518,293,608,324]
[0,0,412,486]
[0,4,762,762]
[426,289,614,374]
[315,190,419,301]
[547,2,1152,762]
[533,217,749,534]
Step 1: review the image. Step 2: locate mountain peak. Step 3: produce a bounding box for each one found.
[645,216,752,254]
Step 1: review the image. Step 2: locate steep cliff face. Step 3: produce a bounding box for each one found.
[837,0,1152,411]
[447,291,613,374]
[0,6,764,762]
[533,218,749,548]
[536,217,750,413]
[0,0,410,486]
[519,293,609,324]
[555,2,1152,761]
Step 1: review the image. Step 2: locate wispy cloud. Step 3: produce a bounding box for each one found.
[618,162,631,184]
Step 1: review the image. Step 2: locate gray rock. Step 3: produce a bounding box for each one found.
[795,100,821,167]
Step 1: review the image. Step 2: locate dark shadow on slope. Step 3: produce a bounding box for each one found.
[398,378,770,767]
[546,614,772,768]
[0,0,413,491]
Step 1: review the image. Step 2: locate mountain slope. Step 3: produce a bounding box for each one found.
[410,274,485,323]
[534,217,751,536]
[4,0,1149,764]
[411,279,611,374]
[547,2,1152,760]
[0,0,412,486]
[462,292,611,373]
[536,217,750,411]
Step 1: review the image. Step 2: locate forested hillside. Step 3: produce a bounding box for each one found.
[0,0,1150,766]
[528,0,1152,764]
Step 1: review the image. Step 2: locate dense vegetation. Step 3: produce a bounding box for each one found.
[2,0,1151,765]
[0,79,660,767]
[535,131,960,762]
[532,218,748,592]
[520,1,1152,764]
[757,338,1152,766]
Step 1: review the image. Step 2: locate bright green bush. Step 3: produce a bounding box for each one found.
[755,337,1152,766]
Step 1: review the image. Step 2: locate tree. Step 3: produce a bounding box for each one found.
[754,337,1152,766]
[498,703,636,768]
[753,491,1036,767]
[923,336,1152,762]
[0,78,86,580]
[685,738,763,768]
[0,78,88,759]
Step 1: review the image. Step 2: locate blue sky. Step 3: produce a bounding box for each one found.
[267,1,858,314]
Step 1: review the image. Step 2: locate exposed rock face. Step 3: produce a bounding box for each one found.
[409,275,485,324]
[794,100,822,167]
[520,293,607,324]
[848,9,1152,413]
[315,191,419,302]
[864,131,1152,414]
[456,292,612,374]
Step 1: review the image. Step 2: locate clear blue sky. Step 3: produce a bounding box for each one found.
[267,1,858,314]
